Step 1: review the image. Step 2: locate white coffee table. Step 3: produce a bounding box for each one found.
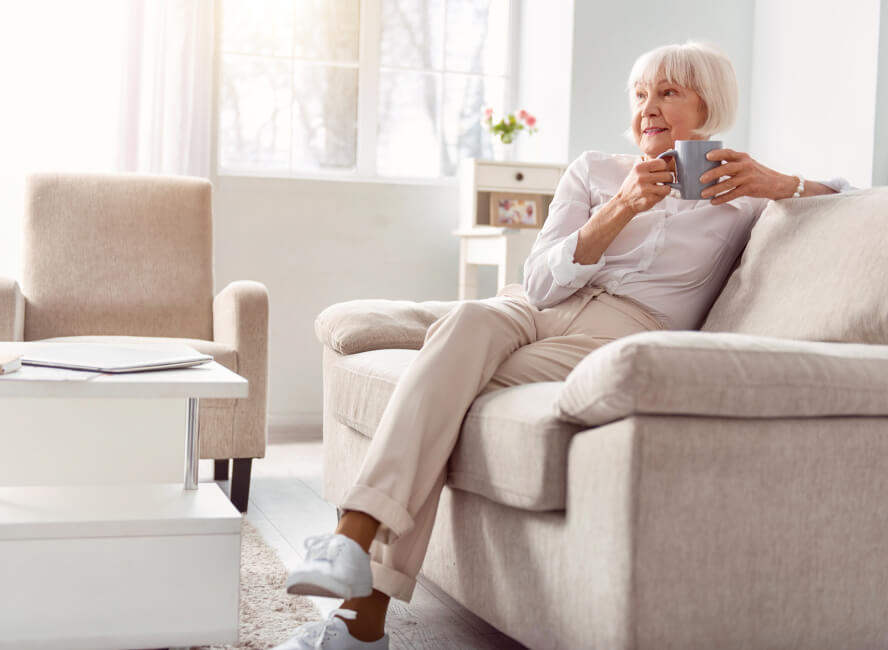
[0,343,248,650]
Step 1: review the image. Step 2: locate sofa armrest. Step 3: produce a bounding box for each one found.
[213,280,269,457]
[556,330,888,426]
[0,277,24,341]
[315,299,458,355]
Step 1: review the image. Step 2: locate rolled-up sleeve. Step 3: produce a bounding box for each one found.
[547,230,607,288]
[523,154,608,309]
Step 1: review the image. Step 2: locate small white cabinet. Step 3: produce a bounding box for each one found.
[455,158,566,299]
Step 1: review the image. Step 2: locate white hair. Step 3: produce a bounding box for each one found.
[625,41,738,139]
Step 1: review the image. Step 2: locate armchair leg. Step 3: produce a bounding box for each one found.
[214,459,229,481]
[230,458,253,513]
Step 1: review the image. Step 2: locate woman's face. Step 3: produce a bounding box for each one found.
[631,71,708,158]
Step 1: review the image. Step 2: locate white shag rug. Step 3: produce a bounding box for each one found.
[191,519,321,650]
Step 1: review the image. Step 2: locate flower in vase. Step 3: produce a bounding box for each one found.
[481,108,539,145]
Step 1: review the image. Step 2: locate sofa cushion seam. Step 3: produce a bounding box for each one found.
[447,470,558,507]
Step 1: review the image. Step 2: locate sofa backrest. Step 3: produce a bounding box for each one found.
[702,187,888,343]
[22,172,214,341]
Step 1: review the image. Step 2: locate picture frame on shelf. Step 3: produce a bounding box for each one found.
[488,192,543,228]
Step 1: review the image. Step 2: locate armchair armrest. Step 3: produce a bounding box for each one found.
[315,299,458,355]
[213,279,269,376]
[0,277,24,341]
[213,280,269,457]
[556,330,888,427]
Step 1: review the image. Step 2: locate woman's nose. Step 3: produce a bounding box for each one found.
[643,96,660,115]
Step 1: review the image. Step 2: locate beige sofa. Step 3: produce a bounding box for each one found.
[0,172,268,512]
[315,188,888,649]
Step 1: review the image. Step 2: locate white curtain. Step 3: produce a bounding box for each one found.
[117,0,215,177]
[0,0,215,280]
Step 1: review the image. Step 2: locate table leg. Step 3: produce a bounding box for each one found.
[185,397,200,489]
[459,239,480,300]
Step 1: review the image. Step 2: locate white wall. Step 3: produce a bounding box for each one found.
[749,0,881,188]
[873,0,888,185]
[513,1,575,164]
[568,0,756,159]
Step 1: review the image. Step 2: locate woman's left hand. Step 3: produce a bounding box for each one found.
[699,149,798,205]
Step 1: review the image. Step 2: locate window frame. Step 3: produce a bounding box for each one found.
[212,0,518,185]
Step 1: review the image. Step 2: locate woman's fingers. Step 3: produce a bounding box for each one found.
[699,161,741,185]
[646,171,676,184]
[702,174,750,200]
[709,185,747,205]
[705,148,745,163]
[639,158,670,172]
[700,179,732,199]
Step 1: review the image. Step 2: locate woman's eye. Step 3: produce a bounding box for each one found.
[664,89,678,96]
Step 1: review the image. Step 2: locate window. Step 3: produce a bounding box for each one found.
[218,0,513,180]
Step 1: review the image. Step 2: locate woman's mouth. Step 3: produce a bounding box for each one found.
[643,128,667,136]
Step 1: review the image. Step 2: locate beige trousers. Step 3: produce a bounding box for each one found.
[339,284,665,601]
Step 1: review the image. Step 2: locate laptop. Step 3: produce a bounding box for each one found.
[21,342,213,373]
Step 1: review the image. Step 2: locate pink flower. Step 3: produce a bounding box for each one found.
[525,115,537,128]
[517,109,527,120]
[484,107,494,118]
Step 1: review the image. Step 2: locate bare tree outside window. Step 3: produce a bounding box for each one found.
[218,0,511,179]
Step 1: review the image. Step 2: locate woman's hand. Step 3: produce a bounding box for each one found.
[615,158,674,214]
[699,149,798,205]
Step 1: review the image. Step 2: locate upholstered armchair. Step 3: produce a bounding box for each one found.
[0,172,268,512]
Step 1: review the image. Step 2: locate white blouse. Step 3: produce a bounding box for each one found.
[523,150,852,330]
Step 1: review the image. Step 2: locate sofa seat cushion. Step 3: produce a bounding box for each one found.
[327,349,584,511]
[556,329,888,427]
[450,381,583,510]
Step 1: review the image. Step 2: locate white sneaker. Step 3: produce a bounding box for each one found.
[271,608,389,650]
[286,533,373,599]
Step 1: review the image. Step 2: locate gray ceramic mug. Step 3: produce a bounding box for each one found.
[656,140,722,200]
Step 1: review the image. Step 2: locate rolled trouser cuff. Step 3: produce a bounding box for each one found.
[340,483,414,544]
[370,560,417,602]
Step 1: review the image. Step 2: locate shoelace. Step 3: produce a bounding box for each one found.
[294,608,358,649]
[304,533,341,562]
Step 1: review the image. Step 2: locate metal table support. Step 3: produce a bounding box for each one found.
[185,397,200,489]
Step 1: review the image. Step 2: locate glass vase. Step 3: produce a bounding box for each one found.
[491,138,516,162]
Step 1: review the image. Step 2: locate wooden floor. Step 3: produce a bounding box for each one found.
[201,440,528,649]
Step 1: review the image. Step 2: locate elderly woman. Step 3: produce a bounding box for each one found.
[274,41,850,650]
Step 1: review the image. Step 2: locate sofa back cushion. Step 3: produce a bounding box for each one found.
[702,188,888,343]
[22,172,214,341]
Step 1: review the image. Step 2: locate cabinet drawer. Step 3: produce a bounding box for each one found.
[476,162,562,191]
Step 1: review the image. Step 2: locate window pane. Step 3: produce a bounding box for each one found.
[222,0,294,57]
[219,55,291,171]
[442,74,505,174]
[292,64,359,171]
[445,0,509,75]
[293,0,360,61]
[377,70,440,177]
[379,0,445,70]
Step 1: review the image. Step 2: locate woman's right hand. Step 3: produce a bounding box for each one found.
[614,158,674,214]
